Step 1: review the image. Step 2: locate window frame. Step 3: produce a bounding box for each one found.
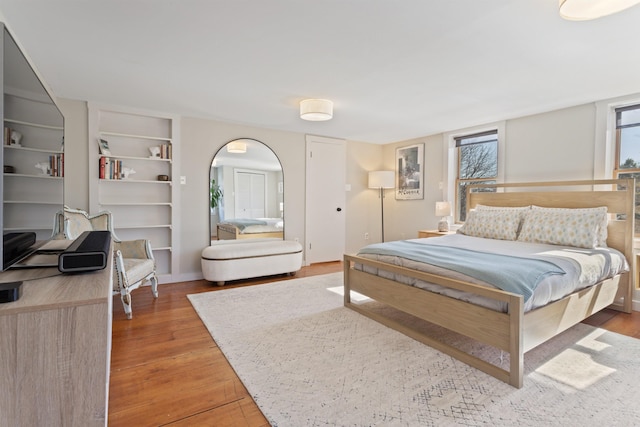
[444,122,505,225]
[454,129,499,222]
[613,103,640,237]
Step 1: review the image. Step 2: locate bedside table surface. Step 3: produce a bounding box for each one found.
[418,229,456,238]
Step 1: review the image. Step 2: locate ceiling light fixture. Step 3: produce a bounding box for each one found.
[300,99,333,121]
[559,0,640,20]
[227,140,247,153]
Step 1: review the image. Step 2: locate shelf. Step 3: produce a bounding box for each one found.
[99,154,171,162]
[100,131,171,143]
[4,118,64,131]
[4,200,61,205]
[4,225,54,231]
[89,103,178,283]
[5,145,63,154]
[4,173,63,180]
[99,202,172,207]
[115,224,171,230]
[99,178,171,184]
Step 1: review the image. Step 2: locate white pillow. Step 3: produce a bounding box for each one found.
[517,206,608,249]
[457,209,521,241]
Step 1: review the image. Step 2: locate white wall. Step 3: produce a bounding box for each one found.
[345,140,385,253]
[376,133,446,242]
[503,103,596,182]
[56,98,89,211]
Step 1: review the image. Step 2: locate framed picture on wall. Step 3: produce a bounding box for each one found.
[395,143,424,200]
[98,138,112,156]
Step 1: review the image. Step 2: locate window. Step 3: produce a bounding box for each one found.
[455,130,498,221]
[614,104,640,234]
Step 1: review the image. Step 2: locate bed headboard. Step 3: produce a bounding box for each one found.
[467,179,635,303]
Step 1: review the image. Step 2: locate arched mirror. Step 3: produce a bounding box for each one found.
[210,139,284,243]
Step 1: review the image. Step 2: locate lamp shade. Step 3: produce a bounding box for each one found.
[227,140,246,153]
[368,171,395,189]
[435,201,451,217]
[300,99,333,121]
[559,0,640,20]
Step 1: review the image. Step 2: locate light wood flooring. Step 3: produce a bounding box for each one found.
[108,261,640,426]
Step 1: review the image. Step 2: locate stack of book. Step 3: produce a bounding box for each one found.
[49,154,64,177]
[3,127,11,145]
[98,156,124,180]
[160,143,172,159]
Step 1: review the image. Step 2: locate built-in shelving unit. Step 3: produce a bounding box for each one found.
[88,103,180,283]
[3,90,64,239]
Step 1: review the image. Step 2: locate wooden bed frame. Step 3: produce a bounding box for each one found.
[344,179,635,388]
[216,223,284,240]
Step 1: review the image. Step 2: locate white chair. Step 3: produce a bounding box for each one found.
[53,206,158,319]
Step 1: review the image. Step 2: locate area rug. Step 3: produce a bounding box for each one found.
[188,273,640,426]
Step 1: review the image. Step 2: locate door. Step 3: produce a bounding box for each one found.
[305,135,346,263]
[234,171,266,218]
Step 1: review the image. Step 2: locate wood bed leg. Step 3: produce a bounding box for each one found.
[509,294,524,388]
[343,255,351,305]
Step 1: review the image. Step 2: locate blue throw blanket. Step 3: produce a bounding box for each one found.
[358,240,565,302]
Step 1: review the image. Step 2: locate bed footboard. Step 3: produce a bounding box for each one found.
[344,254,525,388]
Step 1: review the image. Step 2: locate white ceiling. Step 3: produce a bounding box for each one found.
[1,1,639,144]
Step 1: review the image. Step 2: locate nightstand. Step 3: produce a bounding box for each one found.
[417,229,456,238]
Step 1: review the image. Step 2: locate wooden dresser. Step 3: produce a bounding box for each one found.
[0,257,112,426]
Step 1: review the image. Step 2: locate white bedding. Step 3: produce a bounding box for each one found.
[357,233,628,312]
[219,218,283,234]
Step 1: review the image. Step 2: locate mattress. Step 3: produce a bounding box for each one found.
[219,218,283,234]
[357,233,628,312]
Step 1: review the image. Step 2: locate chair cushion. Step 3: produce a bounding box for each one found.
[116,258,155,290]
[65,212,94,239]
[202,240,302,260]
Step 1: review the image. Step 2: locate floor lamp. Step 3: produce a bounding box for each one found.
[368,171,395,242]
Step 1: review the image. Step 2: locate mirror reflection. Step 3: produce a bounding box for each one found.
[2,27,64,244]
[210,139,283,242]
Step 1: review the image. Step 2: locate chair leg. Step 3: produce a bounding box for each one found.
[150,273,159,298]
[120,290,133,320]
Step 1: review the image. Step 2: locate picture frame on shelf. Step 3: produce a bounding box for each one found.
[395,143,424,200]
[98,138,111,156]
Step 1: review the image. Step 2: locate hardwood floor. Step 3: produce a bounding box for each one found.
[108,262,640,426]
[108,261,342,426]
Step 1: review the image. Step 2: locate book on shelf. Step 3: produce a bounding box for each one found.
[159,143,172,159]
[49,153,64,177]
[99,156,123,180]
[99,156,105,179]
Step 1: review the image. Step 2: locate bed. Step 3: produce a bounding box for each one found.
[216,218,284,240]
[343,179,635,388]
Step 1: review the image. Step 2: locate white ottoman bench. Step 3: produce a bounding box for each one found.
[201,239,303,286]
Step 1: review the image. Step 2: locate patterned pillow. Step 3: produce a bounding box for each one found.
[530,206,608,247]
[517,207,608,248]
[457,209,521,241]
[475,205,531,235]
